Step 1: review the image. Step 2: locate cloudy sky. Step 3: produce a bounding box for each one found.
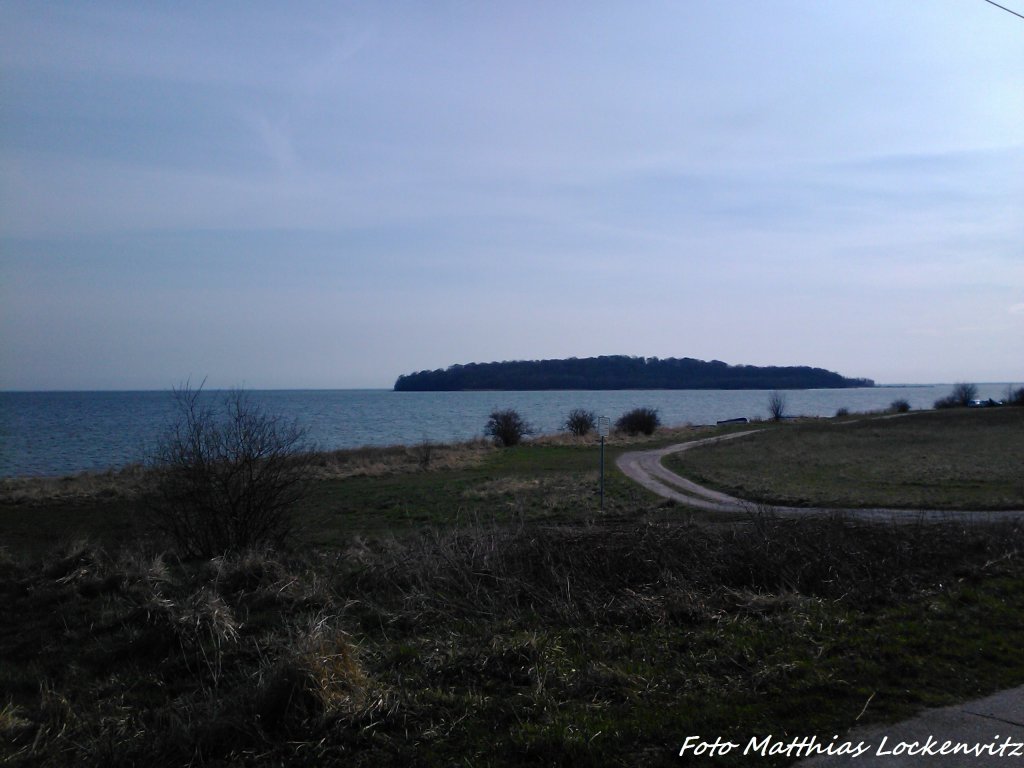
[1,1,1022,390]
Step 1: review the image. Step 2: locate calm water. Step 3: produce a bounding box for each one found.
[0,384,1015,478]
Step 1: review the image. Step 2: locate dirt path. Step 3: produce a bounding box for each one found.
[616,430,1024,521]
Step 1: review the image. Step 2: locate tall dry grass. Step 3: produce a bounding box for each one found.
[0,463,150,504]
[0,440,495,506]
[3,513,1022,766]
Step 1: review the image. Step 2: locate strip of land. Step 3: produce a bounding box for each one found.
[394,354,874,390]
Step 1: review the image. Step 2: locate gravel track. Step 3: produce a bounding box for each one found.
[616,430,1024,522]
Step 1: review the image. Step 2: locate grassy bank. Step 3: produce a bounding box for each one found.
[0,428,695,557]
[2,411,1023,765]
[2,516,1023,767]
[666,407,1024,510]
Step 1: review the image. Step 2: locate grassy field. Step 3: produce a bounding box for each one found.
[0,429,691,557]
[2,410,1023,766]
[666,407,1024,510]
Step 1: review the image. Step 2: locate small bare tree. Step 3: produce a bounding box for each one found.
[767,391,787,422]
[148,383,314,557]
[951,382,978,406]
[563,408,597,437]
[934,382,979,409]
[1009,386,1024,406]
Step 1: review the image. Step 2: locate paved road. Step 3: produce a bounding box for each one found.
[794,685,1024,766]
[616,431,1024,521]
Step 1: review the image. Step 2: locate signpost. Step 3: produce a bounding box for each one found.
[597,416,610,509]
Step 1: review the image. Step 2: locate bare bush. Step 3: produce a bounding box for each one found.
[484,409,533,447]
[935,382,978,409]
[953,382,978,404]
[147,383,314,558]
[563,408,596,437]
[890,398,911,413]
[615,407,660,436]
[767,391,787,421]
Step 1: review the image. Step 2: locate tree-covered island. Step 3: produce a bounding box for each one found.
[393,356,874,391]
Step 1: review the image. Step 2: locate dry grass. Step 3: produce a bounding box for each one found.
[252,613,389,739]
[2,515,1024,766]
[0,463,149,504]
[0,440,494,506]
[461,476,546,499]
[307,438,495,480]
[0,541,394,766]
[530,423,697,447]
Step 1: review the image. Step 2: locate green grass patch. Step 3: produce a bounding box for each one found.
[666,408,1024,510]
[1,429,686,556]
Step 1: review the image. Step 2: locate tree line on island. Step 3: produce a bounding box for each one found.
[394,355,874,391]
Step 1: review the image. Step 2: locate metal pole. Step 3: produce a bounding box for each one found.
[600,435,605,509]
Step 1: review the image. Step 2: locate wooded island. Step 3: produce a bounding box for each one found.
[393,356,874,391]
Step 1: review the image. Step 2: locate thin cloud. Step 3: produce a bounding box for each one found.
[1,1,1022,388]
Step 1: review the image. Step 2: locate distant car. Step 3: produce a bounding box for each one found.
[968,399,1003,408]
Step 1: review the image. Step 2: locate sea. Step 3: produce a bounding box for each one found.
[0,384,1016,478]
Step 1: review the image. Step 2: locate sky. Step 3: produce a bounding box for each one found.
[1,1,1022,390]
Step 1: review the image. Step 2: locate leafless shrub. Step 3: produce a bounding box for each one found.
[147,383,314,558]
[563,408,596,437]
[615,407,660,436]
[767,391,787,421]
[485,409,533,447]
[935,382,978,409]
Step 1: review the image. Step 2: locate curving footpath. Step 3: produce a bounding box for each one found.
[621,432,1024,765]
[616,430,1024,522]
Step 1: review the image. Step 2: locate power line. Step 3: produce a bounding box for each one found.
[980,0,1024,21]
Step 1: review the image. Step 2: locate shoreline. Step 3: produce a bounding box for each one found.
[4,384,1018,480]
